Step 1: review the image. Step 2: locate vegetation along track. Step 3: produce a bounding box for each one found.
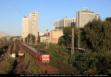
[21,43,59,74]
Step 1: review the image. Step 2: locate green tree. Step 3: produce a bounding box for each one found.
[106,17,111,22]
[25,34,36,44]
[37,32,40,45]
[81,20,104,51]
[81,19,111,52]
[72,17,111,75]
[58,26,78,49]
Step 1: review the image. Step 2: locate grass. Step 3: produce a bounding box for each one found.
[23,49,42,74]
[0,52,14,74]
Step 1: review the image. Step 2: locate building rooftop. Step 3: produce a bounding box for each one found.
[23,16,28,18]
[80,9,94,13]
[0,32,8,38]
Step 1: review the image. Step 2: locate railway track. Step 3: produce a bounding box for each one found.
[7,40,59,74]
[8,40,28,74]
[0,44,9,62]
[20,43,59,74]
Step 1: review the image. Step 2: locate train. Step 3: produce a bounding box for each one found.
[22,43,51,63]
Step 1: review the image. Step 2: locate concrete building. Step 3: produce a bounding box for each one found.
[39,32,48,43]
[0,32,8,39]
[49,29,63,44]
[50,17,76,44]
[76,9,100,28]
[22,16,29,39]
[39,30,63,44]
[29,12,38,40]
[54,17,76,30]
[22,11,38,42]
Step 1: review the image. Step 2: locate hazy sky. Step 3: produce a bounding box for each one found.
[0,0,111,36]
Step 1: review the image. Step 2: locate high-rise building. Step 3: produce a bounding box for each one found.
[76,9,100,28]
[29,12,38,40]
[54,17,76,30]
[22,16,29,39]
[22,11,38,42]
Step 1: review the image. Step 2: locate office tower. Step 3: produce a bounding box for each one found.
[22,16,29,40]
[22,11,38,42]
[76,9,100,28]
[29,11,38,41]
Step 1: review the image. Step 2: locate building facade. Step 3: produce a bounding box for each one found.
[22,16,29,39]
[76,9,100,28]
[22,11,38,42]
[49,29,63,44]
[39,32,48,43]
[54,17,76,30]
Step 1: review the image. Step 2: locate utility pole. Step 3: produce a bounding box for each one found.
[69,21,75,64]
[46,29,48,49]
[30,34,31,45]
[71,22,75,55]
[77,12,80,48]
[78,28,80,48]
[71,25,74,55]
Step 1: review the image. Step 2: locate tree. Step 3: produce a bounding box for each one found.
[58,26,78,49]
[25,34,36,44]
[58,17,111,74]
[81,19,111,52]
[81,20,104,51]
[106,17,111,22]
[102,19,111,52]
[72,51,111,75]
[37,32,40,45]
[72,17,111,75]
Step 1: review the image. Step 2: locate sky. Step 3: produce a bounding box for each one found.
[0,0,111,36]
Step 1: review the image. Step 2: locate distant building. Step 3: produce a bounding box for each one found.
[39,30,63,44]
[22,16,29,39]
[39,32,48,43]
[0,32,9,46]
[0,32,8,38]
[50,17,75,44]
[22,11,38,42]
[54,17,76,30]
[49,29,63,44]
[76,9,100,28]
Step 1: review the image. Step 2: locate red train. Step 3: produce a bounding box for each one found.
[22,43,50,63]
